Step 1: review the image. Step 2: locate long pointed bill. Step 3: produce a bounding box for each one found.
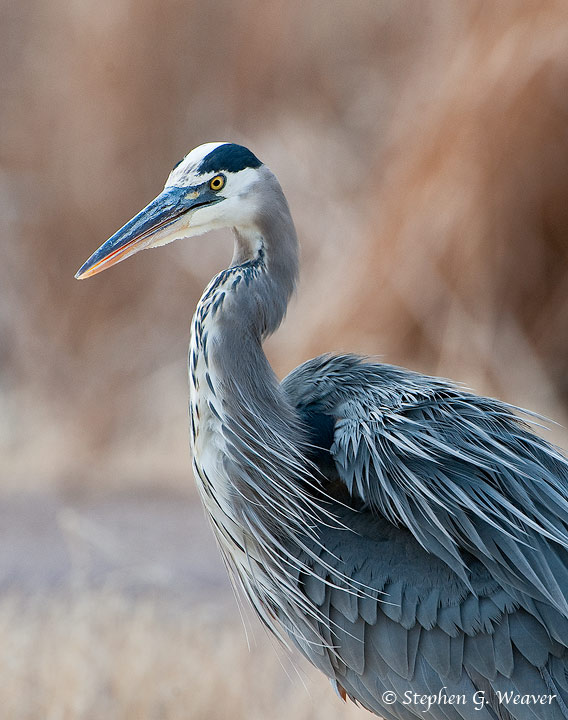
[75,185,213,279]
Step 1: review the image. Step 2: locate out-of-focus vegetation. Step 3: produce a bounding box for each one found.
[2,1,568,718]
[0,592,363,720]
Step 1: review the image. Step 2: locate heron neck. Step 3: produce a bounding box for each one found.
[203,258,293,411]
[188,203,306,480]
[230,210,299,336]
[188,214,324,638]
[190,206,300,437]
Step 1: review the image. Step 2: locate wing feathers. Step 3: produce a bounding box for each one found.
[281,355,568,719]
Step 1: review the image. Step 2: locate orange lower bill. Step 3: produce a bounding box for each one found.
[75,237,142,279]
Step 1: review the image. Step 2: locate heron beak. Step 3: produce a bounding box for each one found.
[75,185,215,279]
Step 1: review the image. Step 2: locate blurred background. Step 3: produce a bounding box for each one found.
[2,0,568,717]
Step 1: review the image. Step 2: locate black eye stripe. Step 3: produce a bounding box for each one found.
[197,144,262,175]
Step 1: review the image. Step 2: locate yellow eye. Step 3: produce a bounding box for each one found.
[209,174,226,191]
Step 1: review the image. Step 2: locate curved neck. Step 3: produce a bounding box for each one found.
[229,185,299,339]
[191,186,300,435]
[188,193,326,639]
[208,221,298,413]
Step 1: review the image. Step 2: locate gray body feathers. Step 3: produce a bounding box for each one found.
[184,158,568,720]
[280,355,568,719]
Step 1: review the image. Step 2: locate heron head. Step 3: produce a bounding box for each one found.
[75,142,267,279]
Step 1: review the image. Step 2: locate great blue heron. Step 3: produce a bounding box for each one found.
[76,142,568,720]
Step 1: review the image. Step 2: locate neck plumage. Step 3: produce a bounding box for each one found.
[188,197,322,635]
[189,193,300,453]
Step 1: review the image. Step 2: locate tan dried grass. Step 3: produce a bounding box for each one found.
[0,592,364,720]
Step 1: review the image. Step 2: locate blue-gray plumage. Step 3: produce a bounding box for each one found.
[76,141,568,719]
